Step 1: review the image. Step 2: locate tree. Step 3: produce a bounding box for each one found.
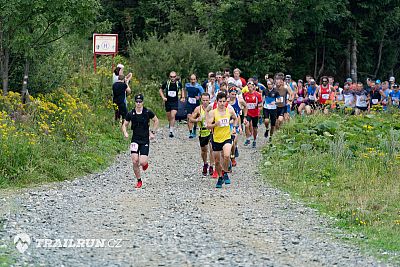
[0,0,102,95]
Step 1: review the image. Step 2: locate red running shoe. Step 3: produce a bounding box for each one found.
[135,180,142,188]
[231,158,237,167]
[212,169,218,179]
[142,163,149,171]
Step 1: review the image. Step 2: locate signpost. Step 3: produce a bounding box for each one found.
[93,34,118,73]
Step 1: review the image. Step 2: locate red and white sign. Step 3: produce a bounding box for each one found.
[93,34,118,72]
[93,34,118,54]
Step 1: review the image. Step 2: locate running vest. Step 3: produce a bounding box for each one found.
[213,108,231,143]
[319,85,331,104]
[230,97,241,117]
[199,106,211,137]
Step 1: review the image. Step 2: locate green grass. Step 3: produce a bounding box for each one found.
[262,112,400,264]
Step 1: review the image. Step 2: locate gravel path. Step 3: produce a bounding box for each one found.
[0,123,389,266]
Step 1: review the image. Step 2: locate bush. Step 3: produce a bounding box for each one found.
[129,31,227,82]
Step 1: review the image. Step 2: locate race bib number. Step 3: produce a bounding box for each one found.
[276,96,284,103]
[247,103,256,109]
[309,95,315,101]
[297,97,304,102]
[392,97,399,104]
[266,103,276,109]
[219,118,229,127]
[372,99,379,104]
[130,142,139,152]
[188,97,197,104]
[168,91,177,97]
[337,95,343,101]
[322,94,329,100]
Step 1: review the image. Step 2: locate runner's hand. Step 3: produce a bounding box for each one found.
[163,97,167,102]
[124,132,129,139]
[149,132,155,140]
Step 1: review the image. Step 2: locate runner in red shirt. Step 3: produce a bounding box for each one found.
[243,81,262,148]
[316,76,332,114]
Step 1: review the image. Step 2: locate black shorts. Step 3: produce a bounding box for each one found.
[199,134,211,147]
[211,138,232,152]
[165,101,178,112]
[307,100,318,109]
[356,106,368,111]
[246,116,259,128]
[117,103,128,120]
[130,142,150,156]
[263,108,277,126]
[277,106,286,117]
[185,103,198,114]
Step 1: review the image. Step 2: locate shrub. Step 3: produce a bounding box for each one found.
[129,31,227,82]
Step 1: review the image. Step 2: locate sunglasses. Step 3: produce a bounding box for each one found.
[135,100,143,103]
[247,82,255,85]
[170,76,176,78]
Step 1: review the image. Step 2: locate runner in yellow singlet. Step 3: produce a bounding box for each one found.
[189,93,214,176]
[207,91,238,188]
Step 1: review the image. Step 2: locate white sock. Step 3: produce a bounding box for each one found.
[170,127,174,133]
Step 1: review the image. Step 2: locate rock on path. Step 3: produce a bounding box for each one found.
[0,124,389,266]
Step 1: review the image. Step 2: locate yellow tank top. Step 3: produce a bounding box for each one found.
[199,106,211,137]
[213,108,231,143]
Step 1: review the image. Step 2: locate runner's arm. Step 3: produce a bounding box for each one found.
[189,107,201,123]
[206,110,217,130]
[151,115,159,133]
[159,88,167,101]
[121,120,130,139]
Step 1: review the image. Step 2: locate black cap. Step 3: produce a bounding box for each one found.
[135,94,144,102]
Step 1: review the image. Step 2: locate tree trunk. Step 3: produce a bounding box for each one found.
[374,33,385,78]
[346,40,351,78]
[21,57,30,103]
[351,38,358,83]
[314,34,318,79]
[318,43,326,77]
[0,22,10,95]
[1,50,10,96]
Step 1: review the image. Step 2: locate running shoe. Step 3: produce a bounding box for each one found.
[169,132,174,138]
[189,132,194,139]
[231,158,237,167]
[252,141,256,148]
[209,165,214,176]
[216,177,224,188]
[135,180,143,188]
[142,162,149,171]
[202,164,208,176]
[264,130,269,138]
[244,139,250,146]
[212,169,218,179]
[235,147,239,158]
[223,172,231,184]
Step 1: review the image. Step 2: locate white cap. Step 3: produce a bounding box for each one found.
[117,64,124,69]
[389,76,395,82]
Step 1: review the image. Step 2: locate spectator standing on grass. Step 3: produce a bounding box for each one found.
[113,74,131,122]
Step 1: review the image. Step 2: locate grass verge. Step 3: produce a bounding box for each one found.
[261,112,400,263]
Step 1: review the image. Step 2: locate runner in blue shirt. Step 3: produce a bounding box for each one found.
[185,74,204,138]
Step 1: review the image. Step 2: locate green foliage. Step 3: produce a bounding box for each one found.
[0,63,127,188]
[129,31,227,81]
[262,113,400,262]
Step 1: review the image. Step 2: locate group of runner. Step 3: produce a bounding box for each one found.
[119,67,400,189]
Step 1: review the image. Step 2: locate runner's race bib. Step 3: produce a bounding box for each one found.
[372,99,379,105]
[188,97,197,104]
[337,95,343,101]
[247,103,256,109]
[297,97,304,102]
[322,94,329,100]
[219,118,229,127]
[309,95,315,101]
[265,103,276,109]
[130,142,139,152]
[168,91,177,97]
[276,97,284,103]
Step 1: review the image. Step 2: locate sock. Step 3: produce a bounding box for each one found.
[170,126,174,133]
[190,129,192,134]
